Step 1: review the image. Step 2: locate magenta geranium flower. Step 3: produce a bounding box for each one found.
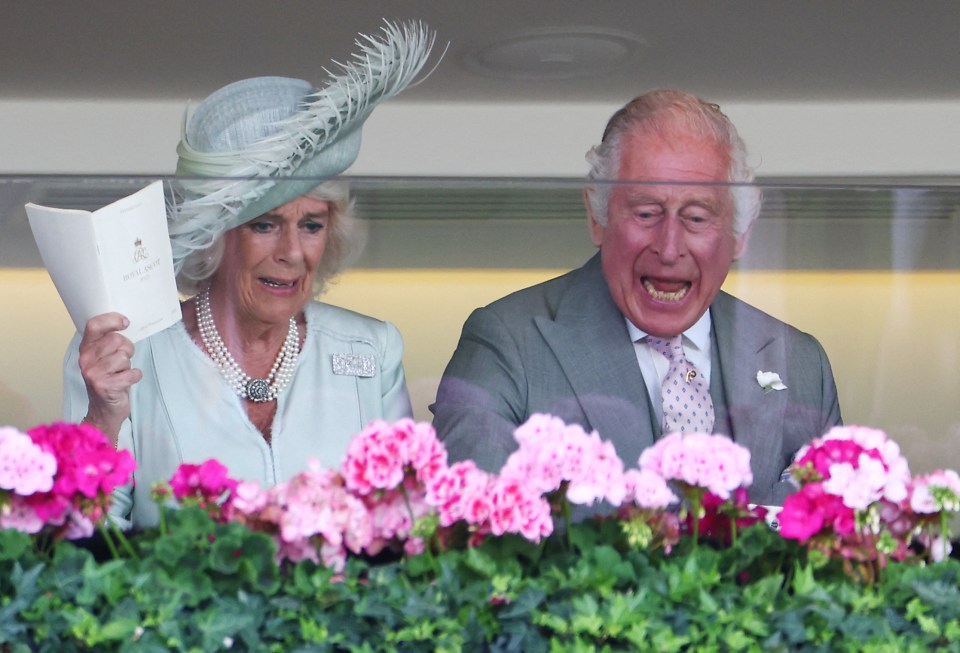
[0,422,135,539]
[789,426,911,513]
[169,459,238,503]
[778,482,854,542]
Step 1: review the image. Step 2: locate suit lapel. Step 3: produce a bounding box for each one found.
[534,254,657,467]
[711,291,788,471]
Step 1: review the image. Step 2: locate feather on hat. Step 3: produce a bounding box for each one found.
[168,20,438,272]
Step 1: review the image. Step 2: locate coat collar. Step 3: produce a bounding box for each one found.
[710,290,788,465]
[533,254,657,467]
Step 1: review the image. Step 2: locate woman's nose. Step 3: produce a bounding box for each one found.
[276,228,304,263]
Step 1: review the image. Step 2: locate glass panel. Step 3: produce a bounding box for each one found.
[3,174,959,477]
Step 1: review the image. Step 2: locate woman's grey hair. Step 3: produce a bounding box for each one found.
[175,179,365,297]
[585,89,761,238]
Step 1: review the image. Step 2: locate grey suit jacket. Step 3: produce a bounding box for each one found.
[431,253,841,505]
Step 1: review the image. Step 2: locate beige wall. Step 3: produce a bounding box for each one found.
[2,95,959,474]
[3,99,960,176]
[4,266,959,475]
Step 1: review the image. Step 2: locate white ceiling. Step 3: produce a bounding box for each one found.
[4,1,960,104]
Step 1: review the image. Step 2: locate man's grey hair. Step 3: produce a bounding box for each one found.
[176,179,365,297]
[585,89,761,238]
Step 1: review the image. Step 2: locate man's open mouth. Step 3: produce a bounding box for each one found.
[642,278,690,302]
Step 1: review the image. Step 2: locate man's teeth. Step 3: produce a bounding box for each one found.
[643,279,688,301]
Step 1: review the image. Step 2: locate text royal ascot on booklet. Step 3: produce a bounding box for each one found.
[25,180,181,343]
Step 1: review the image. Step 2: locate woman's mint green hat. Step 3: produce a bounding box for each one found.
[168,20,438,272]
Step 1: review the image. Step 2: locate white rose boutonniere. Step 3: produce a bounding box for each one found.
[757,370,787,392]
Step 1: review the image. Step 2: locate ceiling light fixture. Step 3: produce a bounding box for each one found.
[463,27,646,81]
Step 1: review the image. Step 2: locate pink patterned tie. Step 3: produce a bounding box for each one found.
[648,335,715,434]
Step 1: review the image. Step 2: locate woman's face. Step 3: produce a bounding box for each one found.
[213,195,330,328]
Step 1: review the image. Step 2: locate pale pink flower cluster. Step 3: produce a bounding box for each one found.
[175,421,451,568]
[500,414,627,506]
[907,469,960,563]
[229,463,373,571]
[822,455,897,511]
[639,431,753,499]
[910,469,960,514]
[922,534,953,563]
[623,469,679,510]
[0,427,56,496]
[364,478,434,557]
[1,501,46,535]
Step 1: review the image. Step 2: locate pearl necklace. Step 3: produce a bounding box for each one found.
[196,286,300,403]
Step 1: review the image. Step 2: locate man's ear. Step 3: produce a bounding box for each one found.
[733,221,754,260]
[584,188,604,248]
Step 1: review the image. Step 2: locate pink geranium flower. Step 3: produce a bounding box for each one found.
[225,461,374,570]
[500,414,627,507]
[425,460,493,527]
[623,468,678,510]
[363,479,433,555]
[342,419,448,495]
[487,476,553,542]
[639,431,753,500]
[1,422,135,540]
[0,497,45,534]
[910,469,960,513]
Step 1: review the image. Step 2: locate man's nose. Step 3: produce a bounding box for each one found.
[652,215,684,263]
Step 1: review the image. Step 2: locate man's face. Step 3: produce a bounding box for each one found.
[589,129,747,338]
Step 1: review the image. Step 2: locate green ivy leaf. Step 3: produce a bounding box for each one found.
[0,530,34,562]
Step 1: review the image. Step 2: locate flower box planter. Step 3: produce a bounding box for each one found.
[2,418,960,651]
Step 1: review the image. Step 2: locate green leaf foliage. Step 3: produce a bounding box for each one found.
[2,513,960,651]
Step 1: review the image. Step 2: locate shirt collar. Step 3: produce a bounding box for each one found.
[625,309,713,352]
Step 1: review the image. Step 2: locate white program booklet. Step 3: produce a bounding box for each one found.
[26,180,182,343]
